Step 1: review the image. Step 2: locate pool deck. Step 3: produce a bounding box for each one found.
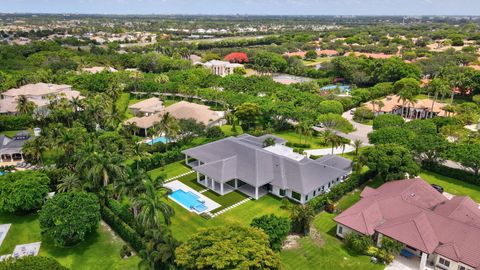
[165,180,221,214]
[0,224,11,247]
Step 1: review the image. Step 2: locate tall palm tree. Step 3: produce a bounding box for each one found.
[397,90,412,117]
[77,150,126,191]
[159,112,180,150]
[323,129,341,155]
[69,96,84,116]
[135,178,174,228]
[138,228,180,270]
[406,95,418,119]
[57,173,82,193]
[16,95,36,115]
[290,204,315,236]
[22,137,47,165]
[353,139,363,157]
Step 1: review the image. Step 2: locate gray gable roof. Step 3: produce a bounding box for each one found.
[183,135,353,194]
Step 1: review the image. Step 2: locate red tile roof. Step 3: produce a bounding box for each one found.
[335,178,480,269]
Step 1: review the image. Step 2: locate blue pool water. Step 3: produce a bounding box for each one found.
[169,190,208,212]
[147,136,168,145]
[0,172,5,176]
[321,84,351,93]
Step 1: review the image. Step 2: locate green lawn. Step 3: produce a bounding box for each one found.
[148,160,191,180]
[0,129,32,137]
[116,93,133,120]
[169,194,289,242]
[420,170,480,202]
[220,125,244,137]
[273,130,328,149]
[302,57,332,66]
[163,99,179,107]
[0,213,140,270]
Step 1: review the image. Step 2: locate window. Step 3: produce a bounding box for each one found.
[292,191,301,201]
[305,195,309,201]
[438,257,450,268]
[458,266,466,270]
[338,226,343,235]
[279,189,286,196]
[313,190,316,196]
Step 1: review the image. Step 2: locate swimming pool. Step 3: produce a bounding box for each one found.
[147,136,168,145]
[321,84,351,93]
[169,189,208,213]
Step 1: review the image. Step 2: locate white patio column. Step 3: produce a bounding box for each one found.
[376,233,383,248]
[211,178,215,190]
[255,186,259,200]
[220,182,224,195]
[20,154,24,162]
[419,252,427,270]
[185,154,188,165]
[234,179,238,189]
[197,172,200,183]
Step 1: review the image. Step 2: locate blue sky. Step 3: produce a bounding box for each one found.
[2,0,480,15]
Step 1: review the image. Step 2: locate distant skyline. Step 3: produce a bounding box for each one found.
[2,0,480,16]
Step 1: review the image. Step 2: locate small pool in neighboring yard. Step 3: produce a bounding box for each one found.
[169,189,208,213]
[320,84,351,93]
[146,136,168,145]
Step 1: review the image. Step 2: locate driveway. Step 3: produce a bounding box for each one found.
[338,110,373,146]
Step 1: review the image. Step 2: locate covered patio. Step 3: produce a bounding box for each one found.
[237,181,269,199]
[196,173,235,195]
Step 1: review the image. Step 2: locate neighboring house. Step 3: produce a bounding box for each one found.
[189,54,202,64]
[81,66,118,74]
[0,132,32,163]
[182,134,353,203]
[128,98,164,116]
[0,83,83,115]
[364,95,451,119]
[335,179,480,270]
[125,101,225,136]
[203,60,243,77]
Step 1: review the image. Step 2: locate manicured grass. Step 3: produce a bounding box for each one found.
[148,160,191,180]
[0,129,32,137]
[0,213,140,270]
[169,194,289,242]
[220,125,244,136]
[273,130,328,149]
[302,57,332,66]
[280,211,384,270]
[163,99,178,107]
[116,93,133,120]
[420,170,480,202]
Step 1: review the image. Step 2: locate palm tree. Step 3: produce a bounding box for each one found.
[77,150,126,191]
[69,96,84,116]
[397,90,412,117]
[158,113,180,150]
[135,178,174,229]
[406,95,418,118]
[323,129,341,155]
[353,139,363,157]
[154,74,169,84]
[57,173,82,193]
[138,228,179,270]
[290,204,315,236]
[22,137,47,165]
[16,95,36,115]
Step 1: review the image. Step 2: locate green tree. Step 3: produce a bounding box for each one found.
[368,127,415,146]
[304,50,317,60]
[323,129,342,154]
[138,228,179,270]
[344,233,374,254]
[318,113,354,133]
[235,102,262,131]
[361,144,420,181]
[318,100,344,115]
[0,171,50,213]
[134,178,174,228]
[56,173,82,193]
[16,95,36,115]
[290,204,315,236]
[452,143,480,175]
[39,192,100,246]
[410,134,448,167]
[22,137,48,165]
[175,225,281,270]
[251,214,291,251]
[372,114,405,130]
[0,256,68,270]
[252,52,288,74]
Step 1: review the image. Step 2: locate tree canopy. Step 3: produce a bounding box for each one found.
[0,171,50,213]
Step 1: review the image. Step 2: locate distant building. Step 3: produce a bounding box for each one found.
[364,95,451,119]
[125,101,225,136]
[128,98,164,117]
[203,60,243,77]
[0,131,32,163]
[81,66,118,74]
[0,83,83,115]
[335,179,480,270]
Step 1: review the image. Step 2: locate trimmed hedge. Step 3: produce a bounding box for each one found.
[308,170,375,213]
[286,142,311,149]
[101,206,145,252]
[0,115,34,132]
[425,164,480,185]
[107,199,135,226]
[137,148,184,171]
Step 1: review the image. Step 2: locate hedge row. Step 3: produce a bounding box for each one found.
[425,164,480,185]
[0,115,34,131]
[308,170,375,213]
[107,199,135,226]
[101,206,145,252]
[286,142,311,148]
[136,148,184,171]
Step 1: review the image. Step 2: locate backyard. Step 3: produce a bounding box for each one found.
[273,130,329,149]
[0,213,139,270]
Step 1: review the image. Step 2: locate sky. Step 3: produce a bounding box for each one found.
[2,0,480,16]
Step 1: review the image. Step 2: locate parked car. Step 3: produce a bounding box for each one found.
[431,184,444,193]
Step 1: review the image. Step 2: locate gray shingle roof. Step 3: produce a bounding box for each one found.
[183,135,352,194]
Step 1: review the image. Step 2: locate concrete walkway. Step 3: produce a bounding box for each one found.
[340,110,373,145]
[304,144,355,157]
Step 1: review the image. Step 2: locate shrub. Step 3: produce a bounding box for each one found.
[0,115,33,131]
[353,107,374,123]
[0,171,50,213]
[205,126,224,138]
[107,199,135,226]
[372,114,404,130]
[425,164,479,185]
[251,214,291,251]
[344,233,374,254]
[318,100,344,115]
[39,192,100,246]
[101,206,144,252]
[0,256,68,270]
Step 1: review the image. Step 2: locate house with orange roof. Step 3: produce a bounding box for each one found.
[364,95,451,119]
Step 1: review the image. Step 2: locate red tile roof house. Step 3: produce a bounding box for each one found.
[334,179,480,270]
